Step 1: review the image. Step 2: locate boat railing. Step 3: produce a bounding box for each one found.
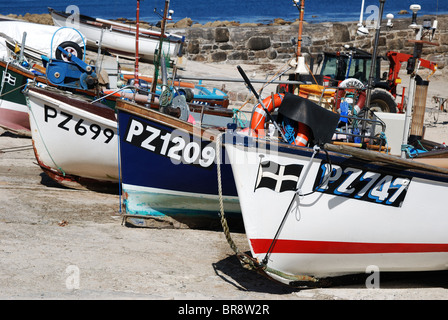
[334,113,388,150]
[91,85,139,104]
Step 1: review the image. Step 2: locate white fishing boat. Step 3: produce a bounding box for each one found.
[0,18,85,62]
[49,7,184,64]
[221,93,448,285]
[219,1,448,286]
[24,84,119,191]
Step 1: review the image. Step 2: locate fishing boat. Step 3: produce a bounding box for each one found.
[218,1,448,285]
[0,18,85,62]
[109,75,229,108]
[221,91,448,286]
[0,58,117,136]
[0,59,38,136]
[24,84,120,191]
[190,84,229,108]
[116,98,243,229]
[49,7,184,64]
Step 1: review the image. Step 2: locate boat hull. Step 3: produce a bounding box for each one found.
[0,61,32,136]
[25,86,119,191]
[50,9,183,63]
[117,100,242,229]
[224,133,448,282]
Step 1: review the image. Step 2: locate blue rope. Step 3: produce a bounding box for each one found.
[232,108,249,128]
[282,118,296,145]
[379,132,389,154]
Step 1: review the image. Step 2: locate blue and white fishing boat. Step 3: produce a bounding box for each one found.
[116,99,243,229]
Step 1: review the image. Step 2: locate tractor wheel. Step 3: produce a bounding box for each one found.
[369,89,397,113]
[55,41,83,62]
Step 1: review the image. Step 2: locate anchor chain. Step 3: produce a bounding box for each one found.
[215,132,319,286]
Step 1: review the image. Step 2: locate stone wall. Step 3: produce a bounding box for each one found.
[170,15,448,69]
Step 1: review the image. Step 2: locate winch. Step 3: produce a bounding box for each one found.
[45,46,98,90]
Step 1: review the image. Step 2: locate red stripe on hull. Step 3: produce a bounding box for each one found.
[250,239,448,254]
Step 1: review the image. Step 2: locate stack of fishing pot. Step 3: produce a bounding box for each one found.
[409,75,429,143]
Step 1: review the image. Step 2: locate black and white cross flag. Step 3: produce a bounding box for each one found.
[254,161,304,193]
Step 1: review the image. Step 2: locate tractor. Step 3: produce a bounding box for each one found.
[280,46,437,115]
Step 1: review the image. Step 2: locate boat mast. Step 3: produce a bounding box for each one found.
[150,0,170,103]
[293,0,308,74]
[134,0,140,82]
[296,0,304,58]
[364,0,385,116]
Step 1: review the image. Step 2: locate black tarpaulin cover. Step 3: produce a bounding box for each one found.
[278,93,340,146]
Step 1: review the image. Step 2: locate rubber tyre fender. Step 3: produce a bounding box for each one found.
[55,41,83,62]
[369,89,397,113]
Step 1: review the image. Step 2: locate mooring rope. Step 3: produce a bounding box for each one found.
[215,132,241,255]
[215,132,319,285]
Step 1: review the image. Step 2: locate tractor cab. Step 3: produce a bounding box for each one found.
[319,48,384,87]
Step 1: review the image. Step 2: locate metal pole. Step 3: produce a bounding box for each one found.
[19,32,27,64]
[401,11,426,158]
[134,0,140,81]
[358,0,365,27]
[296,0,305,59]
[150,0,170,103]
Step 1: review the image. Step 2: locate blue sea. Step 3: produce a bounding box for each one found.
[0,0,447,25]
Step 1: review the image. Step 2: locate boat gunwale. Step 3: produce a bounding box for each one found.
[116,99,226,140]
[225,131,448,183]
[26,86,117,122]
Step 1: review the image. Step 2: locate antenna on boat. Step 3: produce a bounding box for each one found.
[292,0,308,75]
[386,13,394,29]
[357,0,369,36]
[400,3,439,158]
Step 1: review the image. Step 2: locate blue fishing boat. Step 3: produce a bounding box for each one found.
[116,99,242,229]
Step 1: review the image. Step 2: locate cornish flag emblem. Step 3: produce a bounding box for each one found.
[255,161,304,193]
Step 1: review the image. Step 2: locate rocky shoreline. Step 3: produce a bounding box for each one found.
[1,9,433,28]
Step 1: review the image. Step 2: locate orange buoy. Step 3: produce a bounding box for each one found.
[293,122,312,147]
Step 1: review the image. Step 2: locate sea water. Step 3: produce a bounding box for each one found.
[0,0,446,25]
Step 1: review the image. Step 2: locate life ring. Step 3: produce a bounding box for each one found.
[338,78,365,89]
[250,93,284,137]
[250,93,311,147]
[336,78,366,113]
